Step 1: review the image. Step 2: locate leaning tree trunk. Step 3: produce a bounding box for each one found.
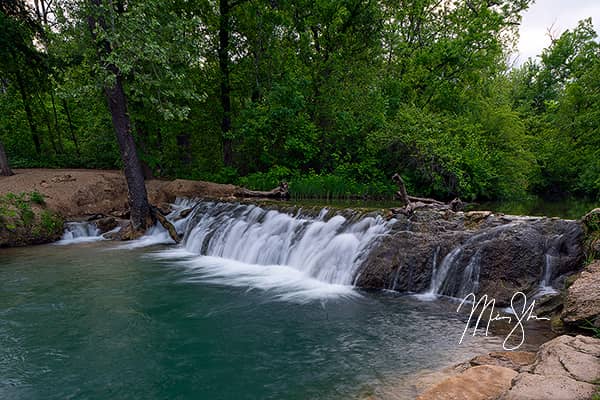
[0,140,13,176]
[103,76,151,231]
[88,0,151,232]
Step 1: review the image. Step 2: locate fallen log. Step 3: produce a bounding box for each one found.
[151,205,181,243]
[235,182,290,200]
[407,195,444,205]
[392,173,463,215]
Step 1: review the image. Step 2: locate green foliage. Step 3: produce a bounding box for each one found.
[0,191,64,245]
[238,166,294,191]
[29,191,45,205]
[580,320,600,339]
[40,210,63,234]
[0,1,597,202]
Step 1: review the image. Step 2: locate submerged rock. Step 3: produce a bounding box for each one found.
[469,351,536,372]
[416,365,517,400]
[356,209,584,305]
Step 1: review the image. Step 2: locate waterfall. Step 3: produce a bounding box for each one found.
[422,223,520,298]
[173,201,393,285]
[57,221,103,245]
[534,234,564,297]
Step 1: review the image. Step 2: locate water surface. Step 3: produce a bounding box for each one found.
[1,242,510,400]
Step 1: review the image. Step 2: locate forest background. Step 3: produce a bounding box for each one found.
[1,0,598,202]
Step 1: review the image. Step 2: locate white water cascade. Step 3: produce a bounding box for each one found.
[174,201,394,285]
[422,223,521,299]
[57,221,103,245]
[534,234,564,297]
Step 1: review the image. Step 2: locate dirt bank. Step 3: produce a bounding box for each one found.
[0,169,239,218]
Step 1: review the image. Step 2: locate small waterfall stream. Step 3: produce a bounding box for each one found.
[422,223,524,299]
[57,221,103,244]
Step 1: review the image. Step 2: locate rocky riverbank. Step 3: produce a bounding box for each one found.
[411,334,600,400]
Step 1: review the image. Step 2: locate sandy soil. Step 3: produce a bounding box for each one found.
[0,169,239,218]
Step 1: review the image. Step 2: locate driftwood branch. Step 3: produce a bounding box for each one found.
[392,173,410,206]
[235,182,290,200]
[392,173,463,215]
[151,205,181,243]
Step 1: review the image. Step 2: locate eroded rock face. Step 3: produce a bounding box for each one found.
[500,335,600,400]
[356,209,584,305]
[562,260,600,328]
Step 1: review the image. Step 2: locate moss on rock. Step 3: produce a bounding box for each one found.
[582,208,600,261]
[0,192,64,247]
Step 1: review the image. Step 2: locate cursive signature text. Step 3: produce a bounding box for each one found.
[456,291,549,350]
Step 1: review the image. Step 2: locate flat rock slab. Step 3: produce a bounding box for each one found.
[500,373,596,400]
[501,335,600,400]
[416,365,517,400]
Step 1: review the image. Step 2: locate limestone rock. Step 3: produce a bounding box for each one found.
[501,373,596,400]
[562,260,600,327]
[501,335,600,400]
[416,365,517,400]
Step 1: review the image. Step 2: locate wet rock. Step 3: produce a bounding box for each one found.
[356,210,584,305]
[94,216,118,233]
[561,260,600,328]
[416,365,517,400]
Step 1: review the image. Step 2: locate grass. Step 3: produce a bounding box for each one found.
[238,170,397,201]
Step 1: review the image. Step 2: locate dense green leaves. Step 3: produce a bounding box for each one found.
[0,0,598,201]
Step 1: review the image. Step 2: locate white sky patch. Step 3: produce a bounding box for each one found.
[515,0,600,65]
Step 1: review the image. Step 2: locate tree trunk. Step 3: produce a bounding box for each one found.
[104,75,151,231]
[88,0,151,232]
[14,68,41,156]
[62,99,80,156]
[219,0,233,167]
[50,90,64,153]
[0,141,13,176]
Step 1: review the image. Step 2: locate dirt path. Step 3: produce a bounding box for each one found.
[0,169,239,218]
